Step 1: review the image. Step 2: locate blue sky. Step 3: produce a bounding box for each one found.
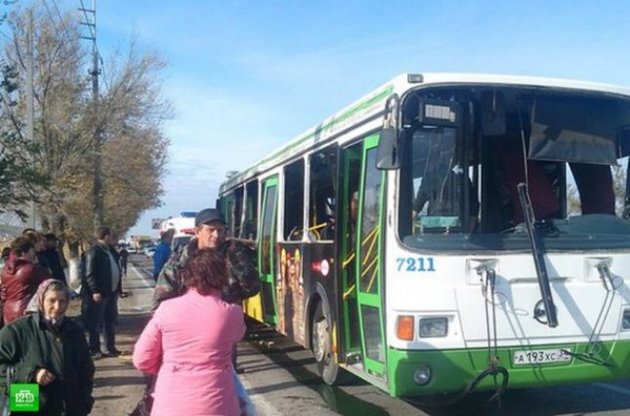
[52,1,630,236]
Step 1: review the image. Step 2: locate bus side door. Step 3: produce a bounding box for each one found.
[259,176,279,325]
[356,134,387,377]
[339,143,362,358]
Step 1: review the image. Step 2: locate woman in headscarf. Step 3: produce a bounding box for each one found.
[0,279,94,415]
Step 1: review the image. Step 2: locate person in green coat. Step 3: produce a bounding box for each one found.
[0,279,94,415]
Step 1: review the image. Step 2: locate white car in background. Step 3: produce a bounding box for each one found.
[143,244,156,257]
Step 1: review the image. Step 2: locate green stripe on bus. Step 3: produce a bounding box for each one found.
[222,84,394,190]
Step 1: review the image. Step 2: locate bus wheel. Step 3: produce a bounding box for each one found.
[311,301,339,385]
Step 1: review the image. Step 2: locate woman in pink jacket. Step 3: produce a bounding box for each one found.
[133,248,245,416]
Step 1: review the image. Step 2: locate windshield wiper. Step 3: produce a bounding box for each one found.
[517,183,558,328]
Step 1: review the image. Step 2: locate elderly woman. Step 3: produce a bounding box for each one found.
[1,237,52,324]
[0,279,94,415]
[133,248,245,416]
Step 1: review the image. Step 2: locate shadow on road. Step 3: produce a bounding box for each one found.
[244,318,630,416]
[245,318,392,416]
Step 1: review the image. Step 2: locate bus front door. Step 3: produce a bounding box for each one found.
[339,143,362,359]
[259,176,279,325]
[356,134,386,378]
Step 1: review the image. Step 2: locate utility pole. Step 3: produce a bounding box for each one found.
[80,0,103,233]
[26,9,36,228]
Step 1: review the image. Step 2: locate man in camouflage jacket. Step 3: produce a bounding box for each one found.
[153,208,260,309]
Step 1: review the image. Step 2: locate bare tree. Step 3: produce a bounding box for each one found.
[0,3,170,253]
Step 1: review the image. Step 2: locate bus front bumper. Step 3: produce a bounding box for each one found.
[387,340,630,397]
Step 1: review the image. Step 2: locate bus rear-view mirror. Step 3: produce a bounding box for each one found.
[376,128,400,170]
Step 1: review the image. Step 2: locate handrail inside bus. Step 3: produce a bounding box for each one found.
[362,228,380,293]
[288,221,334,241]
[342,284,355,300]
[366,266,379,293]
[362,227,379,266]
[342,252,356,269]
[341,226,381,297]
[362,256,378,279]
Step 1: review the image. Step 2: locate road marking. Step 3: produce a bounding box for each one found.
[129,263,155,291]
[120,264,156,314]
[594,383,630,397]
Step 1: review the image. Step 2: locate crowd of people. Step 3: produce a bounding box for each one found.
[0,207,260,415]
[0,226,134,414]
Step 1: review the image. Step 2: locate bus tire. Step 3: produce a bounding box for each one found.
[311,301,339,385]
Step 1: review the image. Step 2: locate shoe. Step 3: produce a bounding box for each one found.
[104,349,122,357]
[90,351,104,360]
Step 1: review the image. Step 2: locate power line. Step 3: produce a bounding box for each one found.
[42,0,73,45]
[49,0,64,24]
[78,0,106,89]
[42,0,63,27]
[78,0,94,39]
[78,0,104,232]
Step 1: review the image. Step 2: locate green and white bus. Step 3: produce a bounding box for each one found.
[218,73,630,400]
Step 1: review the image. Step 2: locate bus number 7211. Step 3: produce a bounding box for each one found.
[396,257,436,272]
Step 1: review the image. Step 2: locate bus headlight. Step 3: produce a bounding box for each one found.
[419,317,448,337]
[413,366,432,385]
[622,309,630,330]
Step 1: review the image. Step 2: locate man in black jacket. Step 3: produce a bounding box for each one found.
[40,233,67,283]
[81,226,122,359]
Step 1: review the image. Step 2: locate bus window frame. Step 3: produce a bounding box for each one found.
[283,158,306,241]
[308,144,339,242]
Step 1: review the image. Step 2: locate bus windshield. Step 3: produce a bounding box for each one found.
[398,86,630,251]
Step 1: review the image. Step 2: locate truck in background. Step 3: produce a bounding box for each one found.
[129,235,154,253]
[160,211,197,252]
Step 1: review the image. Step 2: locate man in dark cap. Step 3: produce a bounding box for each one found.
[153,208,260,307]
[152,208,260,375]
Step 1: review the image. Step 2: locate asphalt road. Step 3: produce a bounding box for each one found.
[130,254,630,416]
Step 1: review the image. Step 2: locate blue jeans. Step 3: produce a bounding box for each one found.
[83,293,118,352]
[233,369,256,415]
